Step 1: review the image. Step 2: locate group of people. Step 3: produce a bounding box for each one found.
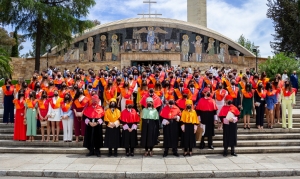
[1,64,298,157]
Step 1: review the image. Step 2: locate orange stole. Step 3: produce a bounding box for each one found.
[54,78,64,85]
[13,99,25,109]
[92,79,99,88]
[66,78,74,87]
[61,102,73,112]
[70,90,76,98]
[121,88,133,99]
[59,89,70,98]
[38,100,47,109]
[267,90,277,96]
[2,85,14,95]
[163,88,174,99]
[282,88,293,97]
[256,89,266,98]
[49,98,63,109]
[26,99,37,108]
[174,89,182,99]
[242,89,253,98]
[15,84,21,93]
[99,78,107,87]
[215,89,226,101]
[105,87,116,100]
[227,86,239,98]
[239,82,245,90]
[74,97,89,108]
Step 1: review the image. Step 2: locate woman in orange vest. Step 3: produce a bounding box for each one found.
[215,82,228,130]
[25,91,38,142]
[118,81,133,111]
[254,82,266,129]
[2,78,15,124]
[103,79,117,109]
[37,91,50,142]
[241,83,254,129]
[59,82,70,98]
[13,90,26,141]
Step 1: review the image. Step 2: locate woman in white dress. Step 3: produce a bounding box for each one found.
[47,90,63,142]
[215,83,228,130]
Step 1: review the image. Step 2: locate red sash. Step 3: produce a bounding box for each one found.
[282,88,293,97]
[2,85,14,95]
[159,72,165,82]
[215,89,226,101]
[242,89,253,98]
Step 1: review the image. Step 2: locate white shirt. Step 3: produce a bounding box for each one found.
[282,74,288,81]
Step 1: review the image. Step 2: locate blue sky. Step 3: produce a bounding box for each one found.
[5,0,273,57]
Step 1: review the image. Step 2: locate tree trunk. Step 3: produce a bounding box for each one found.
[35,19,42,72]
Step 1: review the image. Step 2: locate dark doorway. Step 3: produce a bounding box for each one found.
[131,60,170,67]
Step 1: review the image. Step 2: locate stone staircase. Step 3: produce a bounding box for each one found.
[0,92,300,155]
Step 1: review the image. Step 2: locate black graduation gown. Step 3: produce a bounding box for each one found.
[254,91,266,126]
[232,91,241,109]
[140,118,159,147]
[162,117,179,148]
[121,123,138,148]
[220,117,238,148]
[104,123,121,148]
[197,110,217,137]
[83,115,103,151]
[181,123,196,148]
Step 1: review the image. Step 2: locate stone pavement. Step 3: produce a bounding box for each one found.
[1,153,300,178]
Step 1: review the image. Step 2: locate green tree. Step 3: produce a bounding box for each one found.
[0,48,13,78]
[267,0,300,57]
[259,52,299,80]
[237,34,260,56]
[0,0,96,72]
[10,31,19,57]
[0,27,16,54]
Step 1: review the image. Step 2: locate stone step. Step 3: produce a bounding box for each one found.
[1,146,300,155]
[0,139,299,148]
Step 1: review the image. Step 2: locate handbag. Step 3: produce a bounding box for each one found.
[50,112,56,118]
[40,120,47,127]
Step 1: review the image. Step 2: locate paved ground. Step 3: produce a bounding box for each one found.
[0,153,300,178]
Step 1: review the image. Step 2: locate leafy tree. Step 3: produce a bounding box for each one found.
[11,31,19,57]
[0,48,13,78]
[267,0,300,57]
[0,27,16,54]
[259,52,299,80]
[0,0,96,72]
[237,34,260,56]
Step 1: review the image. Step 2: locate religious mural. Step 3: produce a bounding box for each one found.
[56,26,243,64]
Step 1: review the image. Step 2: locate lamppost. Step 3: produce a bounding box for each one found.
[252,46,259,73]
[46,45,51,70]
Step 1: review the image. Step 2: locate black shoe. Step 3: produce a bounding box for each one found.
[114,153,118,157]
[86,151,94,156]
[199,143,205,149]
[95,151,101,157]
[223,151,228,157]
[208,145,214,150]
[173,152,179,157]
[108,153,112,157]
[126,153,130,157]
[130,153,134,157]
[163,152,168,157]
[231,153,237,157]
[183,152,188,157]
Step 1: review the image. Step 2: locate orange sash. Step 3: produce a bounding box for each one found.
[99,78,107,87]
[121,88,133,99]
[239,82,245,90]
[242,89,253,98]
[15,84,21,93]
[267,90,277,96]
[59,89,70,98]
[163,88,174,99]
[174,89,182,99]
[54,78,64,85]
[74,97,89,108]
[92,79,99,88]
[66,78,74,87]
[129,80,137,90]
[38,99,47,109]
[227,86,239,98]
[13,99,25,109]
[159,72,165,82]
[154,89,163,97]
[26,99,37,109]
[61,101,73,112]
[256,89,266,98]
[2,85,14,95]
[105,87,116,100]
[70,90,76,98]
[49,97,63,109]
[215,89,226,101]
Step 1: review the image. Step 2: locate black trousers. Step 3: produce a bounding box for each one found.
[224,146,235,154]
[184,148,193,152]
[201,136,212,146]
[126,148,134,153]
[145,147,153,151]
[109,148,118,154]
[164,148,177,153]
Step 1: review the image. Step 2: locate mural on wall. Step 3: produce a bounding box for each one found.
[56,26,244,64]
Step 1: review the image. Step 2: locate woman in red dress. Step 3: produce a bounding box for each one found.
[13,90,26,141]
[37,91,50,142]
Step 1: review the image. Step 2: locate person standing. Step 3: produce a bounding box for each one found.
[290,71,298,94]
[280,81,296,129]
[104,98,121,157]
[254,82,266,129]
[25,91,38,142]
[37,91,50,141]
[282,70,288,82]
[83,95,104,157]
[196,88,218,149]
[215,83,228,130]
[180,99,199,156]
[60,93,74,142]
[218,95,240,157]
[265,82,277,129]
[241,83,254,129]
[2,79,15,124]
[47,90,63,142]
[160,96,181,157]
[140,97,159,157]
[13,91,26,141]
[120,100,140,157]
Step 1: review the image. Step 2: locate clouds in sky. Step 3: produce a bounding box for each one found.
[11,0,274,57]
